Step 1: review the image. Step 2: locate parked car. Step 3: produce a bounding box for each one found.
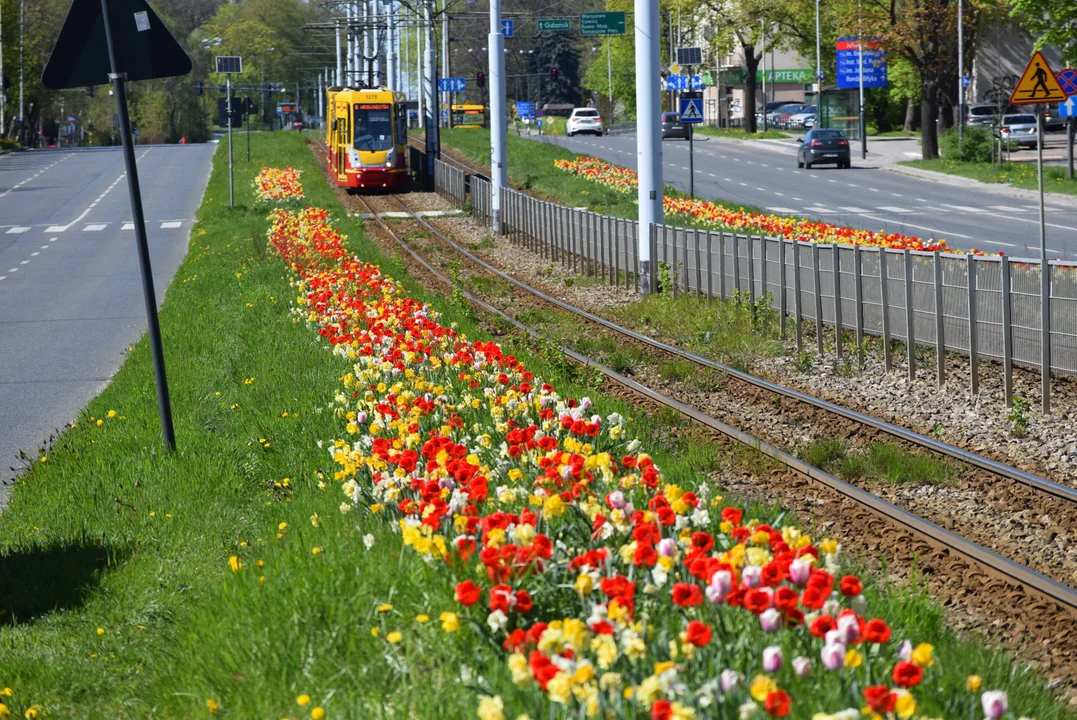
[1042,107,1065,132]
[787,105,817,128]
[796,128,851,168]
[767,103,807,128]
[755,101,790,126]
[998,113,1039,148]
[293,119,304,130]
[661,111,689,140]
[566,107,603,137]
[965,104,1000,127]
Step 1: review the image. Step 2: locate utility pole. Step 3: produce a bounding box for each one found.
[336,18,343,85]
[761,20,767,132]
[19,0,25,143]
[423,0,438,177]
[386,2,396,90]
[417,8,424,128]
[957,0,964,143]
[815,0,821,99]
[607,39,614,130]
[442,1,450,126]
[1,3,5,137]
[227,75,234,206]
[489,0,506,232]
[636,0,661,294]
[858,2,866,159]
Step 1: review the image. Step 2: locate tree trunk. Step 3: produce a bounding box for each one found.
[903,96,916,132]
[920,73,940,159]
[744,45,760,133]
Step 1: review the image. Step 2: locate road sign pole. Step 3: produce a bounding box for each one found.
[689,122,694,198]
[1037,110,1050,414]
[607,38,613,130]
[246,95,251,162]
[1068,117,1074,180]
[489,0,506,234]
[635,0,661,295]
[227,75,234,207]
[99,0,175,450]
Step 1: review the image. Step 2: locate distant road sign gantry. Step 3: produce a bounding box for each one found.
[580,11,625,36]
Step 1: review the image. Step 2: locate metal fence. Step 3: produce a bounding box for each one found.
[429,155,1077,402]
[433,158,467,207]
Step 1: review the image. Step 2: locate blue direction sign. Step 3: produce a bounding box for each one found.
[665,75,702,91]
[835,37,888,89]
[438,77,466,92]
[1059,96,1077,118]
[501,19,514,37]
[517,101,535,120]
[679,96,703,123]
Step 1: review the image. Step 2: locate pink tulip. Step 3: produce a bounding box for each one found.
[720,669,741,693]
[792,657,812,677]
[897,639,912,661]
[837,614,860,644]
[741,565,762,588]
[607,491,626,510]
[657,538,676,558]
[762,646,783,672]
[981,691,1008,719]
[760,608,781,632]
[788,558,812,586]
[821,643,845,670]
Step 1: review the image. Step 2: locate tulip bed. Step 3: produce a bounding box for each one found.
[254,166,305,204]
[553,157,969,254]
[262,173,1023,720]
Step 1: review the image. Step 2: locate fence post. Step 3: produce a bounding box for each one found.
[880,249,892,371]
[732,234,741,297]
[854,246,865,369]
[671,226,679,297]
[651,223,659,294]
[747,235,756,314]
[1001,256,1014,407]
[779,240,788,340]
[719,233,726,300]
[812,243,823,355]
[793,241,803,353]
[934,252,946,386]
[967,255,979,396]
[707,232,713,300]
[904,250,916,380]
[760,237,769,312]
[695,229,702,298]
[683,228,690,295]
[833,244,843,361]
[1041,258,1051,414]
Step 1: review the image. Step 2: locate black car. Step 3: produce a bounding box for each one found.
[661,112,688,140]
[796,128,851,169]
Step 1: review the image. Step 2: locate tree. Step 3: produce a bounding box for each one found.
[529,29,581,106]
[1009,0,1077,64]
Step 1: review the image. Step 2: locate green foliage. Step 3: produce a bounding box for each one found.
[939,125,992,163]
[1010,395,1030,438]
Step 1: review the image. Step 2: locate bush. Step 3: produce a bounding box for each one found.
[939,125,992,163]
[0,137,21,151]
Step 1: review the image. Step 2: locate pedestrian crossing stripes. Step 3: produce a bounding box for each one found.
[6,227,30,234]
[0,221,190,234]
[83,224,107,232]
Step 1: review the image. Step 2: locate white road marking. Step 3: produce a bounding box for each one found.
[860,214,972,239]
[869,188,880,192]
[8,268,18,273]
[847,184,858,188]
[809,207,839,214]
[84,224,107,232]
[774,192,785,196]
[0,154,74,199]
[839,207,871,213]
[739,182,748,186]
[769,207,797,214]
[122,223,135,230]
[45,226,66,233]
[40,245,49,249]
[941,204,982,213]
[20,260,29,265]
[161,221,183,229]
[876,206,913,213]
[979,239,1016,247]
[892,193,903,197]
[6,227,30,234]
[988,205,1028,212]
[0,276,5,281]
[30,252,39,257]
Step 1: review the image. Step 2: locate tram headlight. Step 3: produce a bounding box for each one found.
[384,146,396,168]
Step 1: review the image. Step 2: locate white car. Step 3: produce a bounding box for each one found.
[787,105,817,129]
[566,108,603,137]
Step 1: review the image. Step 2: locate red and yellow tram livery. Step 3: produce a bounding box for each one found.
[325,87,408,191]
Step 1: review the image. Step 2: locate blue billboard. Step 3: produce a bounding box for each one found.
[836,37,888,89]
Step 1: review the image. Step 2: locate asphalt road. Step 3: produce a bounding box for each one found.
[0,144,216,508]
[534,132,1077,259]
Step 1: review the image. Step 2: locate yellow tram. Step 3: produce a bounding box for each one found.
[325,86,409,191]
[451,103,488,129]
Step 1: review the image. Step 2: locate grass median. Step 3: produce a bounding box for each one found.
[901,157,1077,195]
[0,132,1071,719]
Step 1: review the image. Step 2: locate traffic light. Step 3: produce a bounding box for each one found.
[550,67,559,81]
[194,82,203,96]
[86,85,95,98]
[476,71,486,88]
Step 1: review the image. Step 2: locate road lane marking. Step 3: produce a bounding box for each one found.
[877,206,913,213]
[808,207,839,214]
[0,154,74,199]
[40,245,49,249]
[892,193,903,197]
[869,188,880,192]
[774,192,785,196]
[8,268,18,272]
[847,184,857,188]
[860,214,972,239]
[769,207,797,214]
[161,221,183,229]
[122,223,135,230]
[980,239,1017,247]
[839,207,871,213]
[84,224,107,232]
[31,252,39,257]
[20,260,29,265]
[988,205,1029,212]
[45,226,66,233]
[6,227,30,234]
[941,204,982,213]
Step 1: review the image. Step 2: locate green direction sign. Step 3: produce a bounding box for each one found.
[580,11,626,36]
[720,68,814,84]
[537,17,572,32]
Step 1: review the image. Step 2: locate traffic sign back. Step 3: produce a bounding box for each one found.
[1057,68,1077,96]
[1010,52,1067,105]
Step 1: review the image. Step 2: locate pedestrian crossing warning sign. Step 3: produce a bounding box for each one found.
[1010,52,1067,105]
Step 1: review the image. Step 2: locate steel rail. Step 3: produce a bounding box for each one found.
[365,193,1077,615]
[387,174,1077,506]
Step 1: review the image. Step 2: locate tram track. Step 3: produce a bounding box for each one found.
[314,135,1077,684]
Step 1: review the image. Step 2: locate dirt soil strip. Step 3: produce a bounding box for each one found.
[309,139,1077,698]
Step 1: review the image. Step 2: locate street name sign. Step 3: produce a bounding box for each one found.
[516,101,535,119]
[835,37,887,89]
[1010,52,1066,104]
[537,18,571,32]
[580,11,625,36]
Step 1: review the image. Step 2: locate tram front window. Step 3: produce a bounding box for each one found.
[353,104,394,151]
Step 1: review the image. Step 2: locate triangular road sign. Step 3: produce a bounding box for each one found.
[42,0,191,90]
[1009,51,1067,105]
[680,99,703,121]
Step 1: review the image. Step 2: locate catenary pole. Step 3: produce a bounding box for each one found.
[417,8,424,127]
[424,0,438,175]
[607,38,614,130]
[99,0,176,449]
[636,0,662,294]
[815,0,821,95]
[386,2,397,90]
[442,1,450,126]
[489,0,506,232]
[1037,111,1050,414]
[858,0,866,159]
[958,0,964,143]
[336,19,343,85]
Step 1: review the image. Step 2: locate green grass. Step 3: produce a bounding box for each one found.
[800,439,955,485]
[694,126,790,140]
[901,157,1077,195]
[0,132,1070,719]
[867,128,919,138]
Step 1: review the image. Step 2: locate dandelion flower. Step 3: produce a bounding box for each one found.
[297,694,311,706]
[0,703,9,719]
[440,611,460,632]
[206,699,220,714]
[377,604,393,612]
[311,708,326,720]
[387,631,402,644]
[96,627,105,635]
[228,556,242,572]
[415,614,430,623]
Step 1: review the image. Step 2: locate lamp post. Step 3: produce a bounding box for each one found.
[261,47,275,125]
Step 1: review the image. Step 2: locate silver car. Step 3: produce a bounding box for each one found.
[787,105,817,129]
[999,113,1039,148]
[965,104,999,127]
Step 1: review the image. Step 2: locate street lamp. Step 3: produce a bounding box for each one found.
[262,47,276,125]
